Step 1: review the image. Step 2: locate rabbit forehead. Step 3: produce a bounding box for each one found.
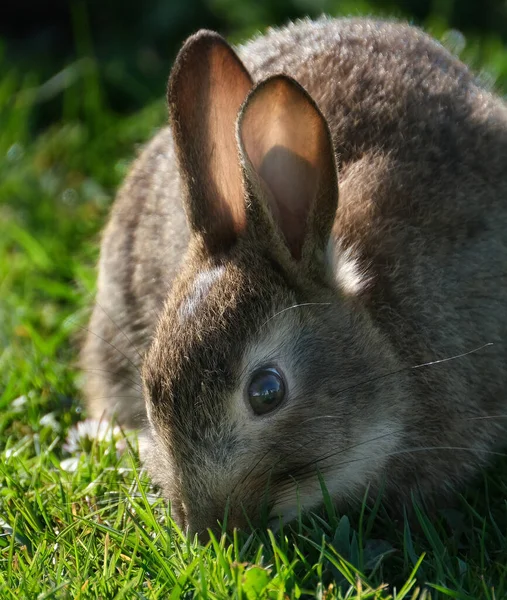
[144,255,295,439]
[177,265,226,323]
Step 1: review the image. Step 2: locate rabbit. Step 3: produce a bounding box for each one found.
[81,17,507,536]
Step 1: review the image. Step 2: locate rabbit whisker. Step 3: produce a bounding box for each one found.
[79,324,142,376]
[466,414,507,421]
[255,426,406,499]
[331,341,494,399]
[80,368,143,393]
[259,302,333,331]
[271,427,407,488]
[278,443,507,494]
[89,297,145,364]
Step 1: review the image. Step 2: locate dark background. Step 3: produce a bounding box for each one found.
[3,0,507,128]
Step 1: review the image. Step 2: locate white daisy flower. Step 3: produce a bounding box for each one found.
[63,419,122,454]
[60,456,81,472]
[40,412,61,432]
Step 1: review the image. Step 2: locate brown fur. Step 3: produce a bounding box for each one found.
[81,17,507,536]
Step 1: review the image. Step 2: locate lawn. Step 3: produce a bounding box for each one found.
[2,11,507,599]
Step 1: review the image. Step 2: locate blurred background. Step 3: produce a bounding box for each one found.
[4,0,507,131]
[2,0,507,425]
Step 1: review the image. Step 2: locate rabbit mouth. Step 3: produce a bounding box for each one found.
[267,507,300,531]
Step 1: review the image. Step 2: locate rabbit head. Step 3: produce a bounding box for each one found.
[141,31,407,536]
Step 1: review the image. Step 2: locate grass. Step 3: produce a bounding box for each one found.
[2,15,507,599]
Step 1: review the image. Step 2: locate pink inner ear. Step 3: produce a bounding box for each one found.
[206,50,251,235]
[239,77,331,260]
[257,146,318,257]
[168,31,253,250]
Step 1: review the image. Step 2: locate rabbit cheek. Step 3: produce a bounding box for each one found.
[268,420,402,522]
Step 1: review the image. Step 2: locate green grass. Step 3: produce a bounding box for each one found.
[2,18,507,599]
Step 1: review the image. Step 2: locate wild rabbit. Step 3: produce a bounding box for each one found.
[81,18,507,535]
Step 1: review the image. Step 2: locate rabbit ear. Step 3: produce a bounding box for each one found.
[168,31,253,252]
[238,75,338,263]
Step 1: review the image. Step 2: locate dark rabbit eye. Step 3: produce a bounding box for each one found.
[247,368,286,415]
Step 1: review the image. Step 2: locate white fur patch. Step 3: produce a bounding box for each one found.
[178,266,225,322]
[327,240,368,295]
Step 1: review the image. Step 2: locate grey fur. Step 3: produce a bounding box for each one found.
[81,18,507,534]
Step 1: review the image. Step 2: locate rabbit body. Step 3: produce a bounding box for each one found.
[82,18,507,533]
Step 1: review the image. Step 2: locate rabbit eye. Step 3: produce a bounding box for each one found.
[247,368,286,415]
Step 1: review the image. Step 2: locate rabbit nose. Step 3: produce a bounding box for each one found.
[186,515,222,542]
[187,508,250,542]
[194,524,220,544]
